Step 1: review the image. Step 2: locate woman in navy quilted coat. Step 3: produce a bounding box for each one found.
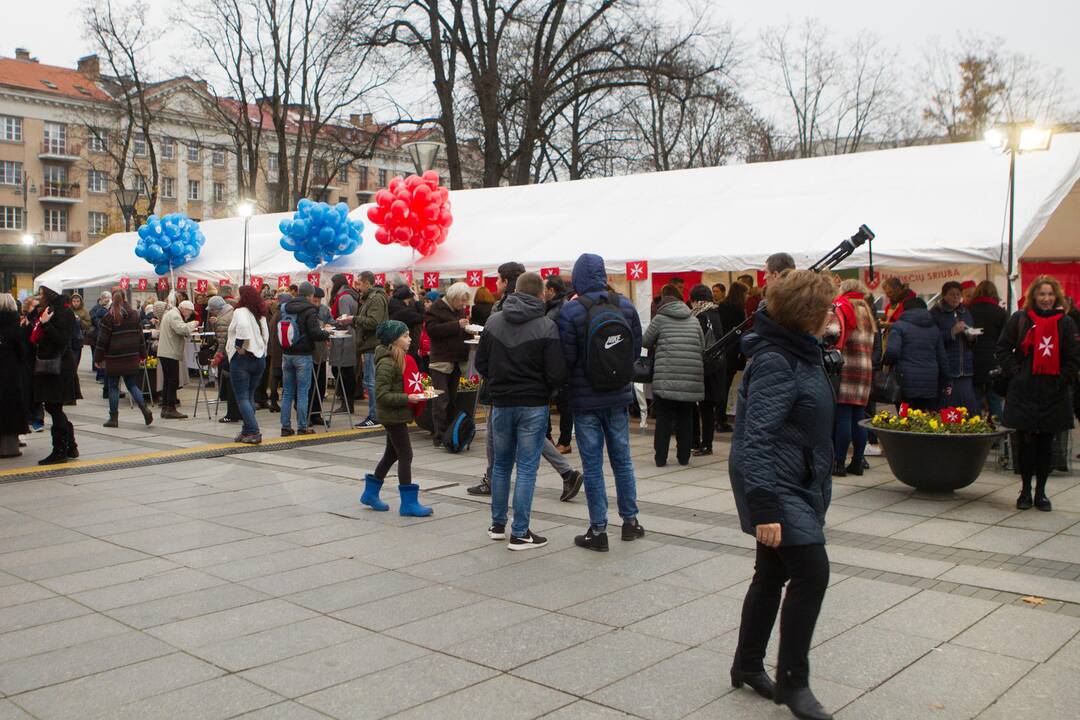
[728,270,837,720]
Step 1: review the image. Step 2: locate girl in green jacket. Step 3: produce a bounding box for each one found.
[361,320,433,517]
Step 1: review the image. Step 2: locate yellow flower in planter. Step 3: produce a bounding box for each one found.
[900,417,909,425]
[929,419,939,430]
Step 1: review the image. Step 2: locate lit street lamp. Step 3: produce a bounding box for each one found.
[237,200,255,285]
[985,122,1053,309]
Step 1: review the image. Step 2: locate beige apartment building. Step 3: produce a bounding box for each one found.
[0,49,454,294]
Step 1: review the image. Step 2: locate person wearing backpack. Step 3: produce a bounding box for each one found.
[557,252,644,551]
[728,270,837,720]
[360,320,433,517]
[476,272,567,549]
[278,282,329,437]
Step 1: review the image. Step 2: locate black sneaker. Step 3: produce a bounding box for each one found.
[355,418,379,428]
[574,527,609,552]
[487,523,506,540]
[468,476,492,496]
[509,530,548,551]
[621,518,645,541]
[560,470,584,502]
[281,428,295,437]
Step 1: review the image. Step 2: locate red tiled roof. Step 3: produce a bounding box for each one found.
[0,57,111,102]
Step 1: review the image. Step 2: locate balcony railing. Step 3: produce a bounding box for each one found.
[40,182,81,200]
[40,141,82,158]
[41,230,82,245]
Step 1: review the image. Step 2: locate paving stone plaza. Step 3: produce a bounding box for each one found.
[2,373,1079,719]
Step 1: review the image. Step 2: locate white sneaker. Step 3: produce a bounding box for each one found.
[865,444,882,456]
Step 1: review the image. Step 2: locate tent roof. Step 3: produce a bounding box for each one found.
[37,133,1080,290]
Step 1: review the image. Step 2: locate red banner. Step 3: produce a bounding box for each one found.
[250,276,264,291]
[626,261,648,281]
[399,270,413,286]
[466,270,484,288]
[539,267,560,279]
[423,272,440,289]
[195,279,208,294]
[307,272,321,286]
[118,277,130,290]
[156,277,169,292]
[176,276,189,291]
[277,274,291,290]
[136,278,148,291]
[373,272,386,287]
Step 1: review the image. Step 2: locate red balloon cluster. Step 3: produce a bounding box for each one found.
[367,171,453,257]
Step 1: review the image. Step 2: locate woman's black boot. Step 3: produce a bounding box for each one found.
[730,667,775,699]
[775,685,832,720]
[1034,478,1052,512]
[1017,479,1033,510]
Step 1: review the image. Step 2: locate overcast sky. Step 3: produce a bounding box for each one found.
[3,0,1077,119]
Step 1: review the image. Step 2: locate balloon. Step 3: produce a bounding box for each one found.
[375,190,394,207]
[367,206,385,225]
[289,220,308,239]
[134,243,146,258]
[137,226,151,240]
[154,263,170,275]
[375,228,391,245]
[422,170,440,186]
[298,198,313,213]
[390,200,410,222]
[368,172,453,253]
[318,226,335,244]
[412,184,433,205]
[388,176,403,191]
[404,174,424,190]
[392,226,412,243]
[146,244,165,262]
[279,219,291,235]
[335,202,349,216]
[278,199,363,268]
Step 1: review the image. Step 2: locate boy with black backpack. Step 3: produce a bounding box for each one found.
[278,282,330,437]
[557,253,645,551]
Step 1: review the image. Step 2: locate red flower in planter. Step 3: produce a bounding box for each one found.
[899,402,910,418]
[941,407,963,424]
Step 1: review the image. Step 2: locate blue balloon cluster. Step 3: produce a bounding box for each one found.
[278,199,363,269]
[134,214,205,276]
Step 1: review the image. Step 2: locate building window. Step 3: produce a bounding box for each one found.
[187,144,200,163]
[43,164,68,189]
[87,170,109,193]
[133,135,147,156]
[44,207,68,232]
[188,179,200,200]
[43,122,67,154]
[337,196,348,205]
[377,168,387,187]
[358,166,368,188]
[161,137,175,160]
[0,206,23,230]
[88,211,108,236]
[313,159,329,181]
[162,176,175,199]
[1,116,22,142]
[0,160,22,186]
[212,147,226,166]
[338,164,348,182]
[213,182,224,203]
[88,129,108,153]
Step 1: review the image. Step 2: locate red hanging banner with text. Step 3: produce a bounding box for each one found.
[626,261,648,281]
[277,274,291,290]
[118,277,130,290]
[423,272,440,289]
[539,267,560,279]
[136,278,148,291]
[175,277,189,291]
[465,270,484,288]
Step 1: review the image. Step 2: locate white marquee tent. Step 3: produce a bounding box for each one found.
[35,133,1080,291]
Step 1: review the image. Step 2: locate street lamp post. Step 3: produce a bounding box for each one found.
[985,123,1053,310]
[237,200,255,285]
[114,186,142,232]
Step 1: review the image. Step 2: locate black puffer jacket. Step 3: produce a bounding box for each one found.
[882,308,949,401]
[968,299,1007,384]
[729,311,833,547]
[280,299,329,355]
[476,293,566,407]
[33,297,81,405]
[995,309,1079,433]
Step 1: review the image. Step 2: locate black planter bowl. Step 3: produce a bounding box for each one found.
[859,419,1008,493]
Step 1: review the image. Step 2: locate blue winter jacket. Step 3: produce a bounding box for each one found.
[557,253,643,413]
[930,302,975,378]
[882,308,949,400]
[729,311,834,547]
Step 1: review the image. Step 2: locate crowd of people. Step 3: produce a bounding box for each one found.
[2,248,1078,720]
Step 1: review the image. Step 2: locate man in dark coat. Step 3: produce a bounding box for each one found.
[968,282,1008,419]
[557,253,644,551]
[882,298,950,410]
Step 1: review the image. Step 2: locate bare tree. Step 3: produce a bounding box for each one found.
[827,35,898,154]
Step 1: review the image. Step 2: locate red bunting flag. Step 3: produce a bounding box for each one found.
[118,277,130,290]
[374,272,386,286]
[941,407,963,424]
[539,267,560,279]
[195,279,208,294]
[156,277,169,292]
[626,261,648,281]
[277,274,291,290]
[307,272,321,286]
[423,272,440,289]
[399,270,413,286]
[250,276,265,291]
[176,276,189,291]
[136,278,148,291]
[466,270,484,288]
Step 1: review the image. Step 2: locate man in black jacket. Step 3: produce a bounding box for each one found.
[476,272,566,549]
[279,282,330,437]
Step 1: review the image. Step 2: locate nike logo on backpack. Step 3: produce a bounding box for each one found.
[604,335,624,350]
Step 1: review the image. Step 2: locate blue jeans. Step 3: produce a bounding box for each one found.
[490,405,549,538]
[281,354,313,429]
[363,353,377,421]
[230,353,265,436]
[575,407,639,533]
[834,403,867,464]
[107,374,144,415]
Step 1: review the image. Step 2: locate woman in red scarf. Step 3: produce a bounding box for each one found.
[995,276,1080,511]
[830,280,877,476]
